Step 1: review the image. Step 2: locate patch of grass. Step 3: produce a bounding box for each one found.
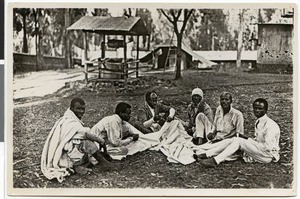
[12,70,294,189]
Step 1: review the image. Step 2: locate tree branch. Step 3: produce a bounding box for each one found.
[170,9,181,21]
[180,9,194,34]
[159,9,174,23]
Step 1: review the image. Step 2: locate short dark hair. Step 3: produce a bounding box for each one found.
[145,91,157,102]
[115,102,132,115]
[70,98,85,109]
[220,92,232,102]
[145,92,152,102]
[253,98,268,111]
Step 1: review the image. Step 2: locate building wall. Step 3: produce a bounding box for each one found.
[257,24,293,65]
[156,47,191,70]
[212,60,256,72]
[13,53,67,73]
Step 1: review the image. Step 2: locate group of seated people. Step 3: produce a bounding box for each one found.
[41,87,280,182]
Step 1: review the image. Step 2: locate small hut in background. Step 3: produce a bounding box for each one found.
[140,40,217,71]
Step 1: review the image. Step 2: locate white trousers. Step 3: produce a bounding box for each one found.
[194,113,214,139]
[207,137,274,164]
[194,139,239,162]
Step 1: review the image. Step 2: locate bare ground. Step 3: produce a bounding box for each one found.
[12,70,294,189]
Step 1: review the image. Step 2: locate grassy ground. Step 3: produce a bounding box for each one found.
[12,70,294,189]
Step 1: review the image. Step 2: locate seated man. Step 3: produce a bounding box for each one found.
[41,98,119,183]
[200,98,280,167]
[182,88,214,145]
[135,91,176,133]
[90,102,140,156]
[193,92,244,153]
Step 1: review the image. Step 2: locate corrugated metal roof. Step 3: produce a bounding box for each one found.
[68,16,149,35]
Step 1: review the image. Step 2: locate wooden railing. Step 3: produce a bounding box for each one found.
[86,59,141,85]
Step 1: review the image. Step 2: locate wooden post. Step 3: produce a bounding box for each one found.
[100,34,106,78]
[123,35,127,87]
[136,35,139,78]
[83,31,88,83]
[101,35,106,58]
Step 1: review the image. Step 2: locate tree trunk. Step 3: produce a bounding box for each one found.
[33,10,38,71]
[36,9,44,71]
[22,13,28,53]
[64,8,72,69]
[211,29,214,51]
[236,9,244,69]
[83,31,88,83]
[175,34,182,79]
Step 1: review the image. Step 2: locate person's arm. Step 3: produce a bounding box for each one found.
[187,114,194,128]
[85,131,105,145]
[169,108,175,118]
[204,105,214,123]
[235,112,244,135]
[143,117,155,128]
[107,121,133,147]
[77,126,91,134]
[71,123,90,139]
[137,108,156,128]
[160,103,175,122]
[259,123,280,152]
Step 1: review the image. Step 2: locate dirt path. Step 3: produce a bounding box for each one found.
[13,67,85,100]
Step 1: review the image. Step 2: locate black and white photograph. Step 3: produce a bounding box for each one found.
[6,1,296,197]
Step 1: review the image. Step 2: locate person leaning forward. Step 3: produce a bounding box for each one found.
[182,88,214,145]
[199,98,280,167]
[134,91,176,134]
[89,102,140,156]
[41,98,119,183]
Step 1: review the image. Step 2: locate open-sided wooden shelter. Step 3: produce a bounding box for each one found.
[67,16,150,85]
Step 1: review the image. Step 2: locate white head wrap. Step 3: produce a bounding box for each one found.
[191,88,203,98]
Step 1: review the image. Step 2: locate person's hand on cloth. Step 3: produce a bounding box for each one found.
[166,116,174,122]
[186,128,194,136]
[132,134,139,141]
[153,115,162,122]
[207,131,217,140]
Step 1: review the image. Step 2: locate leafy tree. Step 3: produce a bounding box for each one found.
[159,9,194,79]
[135,8,154,50]
[13,8,31,53]
[186,9,235,51]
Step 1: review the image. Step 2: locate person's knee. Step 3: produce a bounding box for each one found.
[119,147,128,155]
[84,140,99,154]
[231,137,248,148]
[196,113,206,121]
[223,138,235,145]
